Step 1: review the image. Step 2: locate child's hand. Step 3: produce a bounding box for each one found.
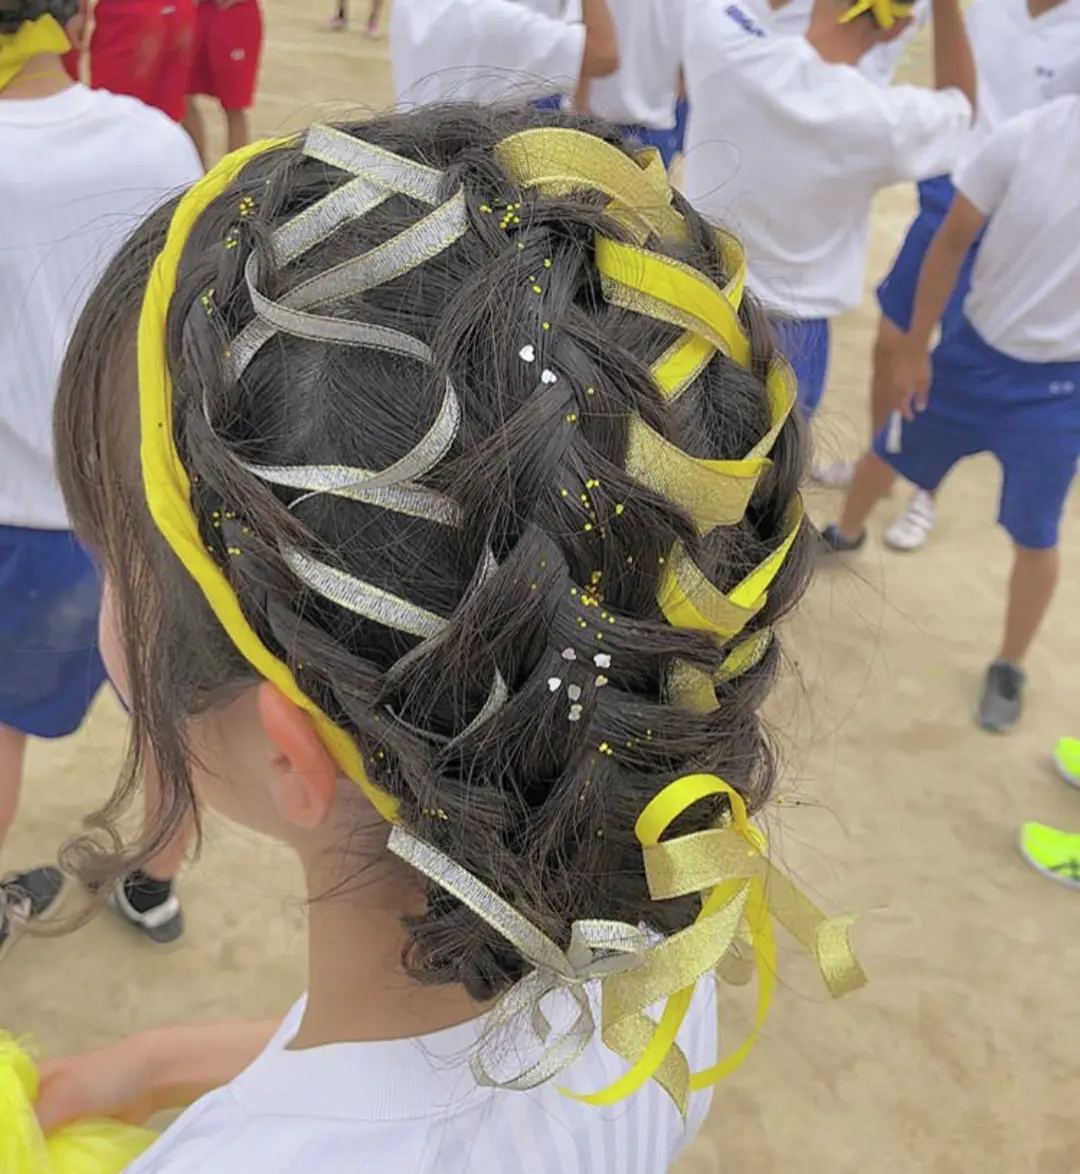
[890,343,932,420]
[35,1037,158,1135]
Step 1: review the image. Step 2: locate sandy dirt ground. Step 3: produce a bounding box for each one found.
[3,5,1079,1172]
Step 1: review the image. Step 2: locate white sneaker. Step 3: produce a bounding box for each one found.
[884,489,935,551]
[811,459,854,488]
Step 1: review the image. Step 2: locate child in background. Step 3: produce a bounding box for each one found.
[31,106,862,1170]
[328,0,383,35]
[681,0,975,421]
[824,95,1080,733]
[862,0,1080,549]
[391,0,618,110]
[576,0,686,167]
[184,0,264,163]
[745,0,930,85]
[89,0,197,123]
[0,0,202,962]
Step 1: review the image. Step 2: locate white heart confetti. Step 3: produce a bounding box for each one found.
[547,677,562,693]
[568,704,583,723]
[561,648,577,662]
[519,344,536,363]
[567,684,582,702]
[594,653,611,669]
[540,368,558,384]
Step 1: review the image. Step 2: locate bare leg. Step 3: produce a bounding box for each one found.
[0,726,28,852]
[837,451,898,540]
[998,545,1059,665]
[870,317,905,437]
[225,108,249,154]
[367,0,384,31]
[183,99,208,168]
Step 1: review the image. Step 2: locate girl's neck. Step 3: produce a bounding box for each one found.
[0,54,73,100]
[289,858,486,1051]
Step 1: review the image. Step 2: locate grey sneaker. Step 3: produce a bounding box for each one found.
[976,661,1026,733]
[820,523,866,554]
[0,866,65,965]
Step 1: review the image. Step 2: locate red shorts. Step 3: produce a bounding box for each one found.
[189,0,263,112]
[62,47,81,81]
[90,0,197,123]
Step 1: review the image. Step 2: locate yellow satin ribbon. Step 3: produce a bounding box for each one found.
[562,774,864,1114]
[138,135,399,824]
[839,0,915,28]
[0,14,70,92]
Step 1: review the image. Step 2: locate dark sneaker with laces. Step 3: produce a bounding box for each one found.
[976,660,1026,733]
[0,865,65,965]
[820,523,866,553]
[109,871,185,946]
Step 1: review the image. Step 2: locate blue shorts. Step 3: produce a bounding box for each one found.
[876,176,977,334]
[533,95,564,112]
[619,122,680,168]
[771,317,830,417]
[0,526,107,738]
[872,319,1080,550]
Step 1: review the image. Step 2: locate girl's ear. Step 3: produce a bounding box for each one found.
[257,682,340,830]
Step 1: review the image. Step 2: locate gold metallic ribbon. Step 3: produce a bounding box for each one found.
[494,127,689,245]
[0,14,70,92]
[839,0,915,28]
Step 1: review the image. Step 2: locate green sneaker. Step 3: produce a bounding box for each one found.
[1053,736,1080,789]
[1018,822,1080,890]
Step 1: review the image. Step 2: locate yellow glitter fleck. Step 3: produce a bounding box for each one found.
[614,504,625,516]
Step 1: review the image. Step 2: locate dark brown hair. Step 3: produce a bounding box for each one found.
[55,105,812,1001]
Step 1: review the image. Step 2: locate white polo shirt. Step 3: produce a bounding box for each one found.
[391,0,587,107]
[0,84,201,531]
[584,0,686,130]
[740,0,929,87]
[121,981,718,1173]
[680,4,972,318]
[957,95,1080,364]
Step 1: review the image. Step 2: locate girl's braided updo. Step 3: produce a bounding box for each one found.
[56,104,812,1002]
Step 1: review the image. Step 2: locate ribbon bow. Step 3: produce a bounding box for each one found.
[389,773,866,1118]
[839,0,915,29]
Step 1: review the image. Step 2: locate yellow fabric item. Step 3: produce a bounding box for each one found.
[136,135,400,824]
[0,14,71,92]
[839,0,915,28]
[0,1034,156,1174]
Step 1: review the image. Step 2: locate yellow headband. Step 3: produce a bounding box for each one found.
[839,0,915,28]
[0,13,70,92]
[136,129,861,1117]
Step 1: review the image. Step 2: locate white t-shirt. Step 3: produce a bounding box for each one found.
[122,981,718,1173]
[0,85,202,530]
[957,95,1080,363]
[584,0,685,130]
[680,4,972,318]
[741,0,929,87]
[965,0,1080,137]
[391,0,587,107]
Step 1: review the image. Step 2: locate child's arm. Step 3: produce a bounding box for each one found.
[929,0,976,110]
[891,194,985,416]
[35,1019,280,1134]
[579,0,619,80]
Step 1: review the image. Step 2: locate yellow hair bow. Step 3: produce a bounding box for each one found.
[839,0,915,29]
[0,14,70,92]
